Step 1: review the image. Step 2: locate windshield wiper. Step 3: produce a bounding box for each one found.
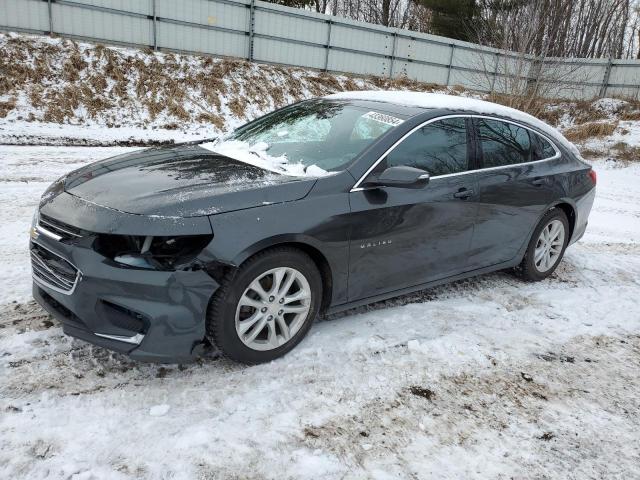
[184,137,218,146]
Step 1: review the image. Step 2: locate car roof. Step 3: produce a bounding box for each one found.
[325,90,581,158]
[326,90,516,116]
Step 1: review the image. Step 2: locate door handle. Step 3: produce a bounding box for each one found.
[453,188,474,199]
[531,177,545,186]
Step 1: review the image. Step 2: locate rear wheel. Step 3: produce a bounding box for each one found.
[517,209,569,281]
[207,247,322,364]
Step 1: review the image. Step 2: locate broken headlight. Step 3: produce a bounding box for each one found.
[94,234,213,270]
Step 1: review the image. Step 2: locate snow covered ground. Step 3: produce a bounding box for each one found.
[1,142,639,479]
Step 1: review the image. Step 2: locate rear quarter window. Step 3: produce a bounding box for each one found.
[477,118,531,167]
[532,134,558,160]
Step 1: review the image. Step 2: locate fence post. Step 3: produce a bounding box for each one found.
[152,0,157,51]
[388,31,397,78]
[324,20,332,71]
[47,0,53,34]
[599,58,613,98]
[525,56,543,98]
[490,52,499,93]
[445,44,455,85]
[248,0,256,61]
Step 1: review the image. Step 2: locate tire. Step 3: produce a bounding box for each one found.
[207,247,322,364]
[517,208,570,282]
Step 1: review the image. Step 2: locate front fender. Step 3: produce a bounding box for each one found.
[202,195,352,306]
[225,233,330,267]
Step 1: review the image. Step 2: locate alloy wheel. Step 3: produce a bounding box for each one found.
[534,219,565,273]
[235,267,312,351]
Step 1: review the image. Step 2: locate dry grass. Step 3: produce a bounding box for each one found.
[484,95,640,129]
[577,147,605,159]
[569,101,610,124]
[620,109,640,121]
[0,97,16,118]
[563,121,619,142]
[196,112,224,131]
[227,98,248,120]
[611,142,640,163]
[574,142,640,163]
[486,93,547,118]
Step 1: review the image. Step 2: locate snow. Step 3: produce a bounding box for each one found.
[200,139,332,177]
[149,404,171,417]
[0,120,205,146]
[327,91,584,159]
[590,97,629,115]
[1,141,640,478]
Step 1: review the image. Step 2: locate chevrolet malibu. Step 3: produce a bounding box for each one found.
[31,91,596,364]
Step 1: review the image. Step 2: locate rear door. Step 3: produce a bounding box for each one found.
[347,117,480,301]
[467,117,562,269]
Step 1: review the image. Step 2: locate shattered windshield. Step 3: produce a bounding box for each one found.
[201,100,406,176]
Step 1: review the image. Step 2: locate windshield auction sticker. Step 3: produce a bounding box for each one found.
[362,111,404,127]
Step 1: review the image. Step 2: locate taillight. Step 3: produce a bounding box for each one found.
[588,169,597,186]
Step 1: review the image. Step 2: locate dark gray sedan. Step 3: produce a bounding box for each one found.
[30,92,596,364]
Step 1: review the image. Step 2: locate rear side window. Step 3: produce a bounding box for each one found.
[477,118,531,168]
[532,133,557,160]
[386,118,468,176]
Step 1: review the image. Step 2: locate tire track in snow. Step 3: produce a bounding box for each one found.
[300,334,640,479]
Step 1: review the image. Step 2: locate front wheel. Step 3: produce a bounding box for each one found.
[206,247,322,364]
[517,209,569,281]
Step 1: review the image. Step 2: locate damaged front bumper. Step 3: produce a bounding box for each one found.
[31,192,220,363]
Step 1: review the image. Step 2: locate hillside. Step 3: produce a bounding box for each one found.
[0,32,449,146]
[1,31,639,161]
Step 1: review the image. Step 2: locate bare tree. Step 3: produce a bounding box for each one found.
[474,0,633,59]
[274,0,639,59]
[623,0,640,58]
[468,2,597,112]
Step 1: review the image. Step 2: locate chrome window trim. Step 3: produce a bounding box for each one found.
[31,242,82,295]
[350,114,561,192]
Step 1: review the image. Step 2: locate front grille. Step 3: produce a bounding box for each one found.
[30,243,80,294]
[38,214,85,241]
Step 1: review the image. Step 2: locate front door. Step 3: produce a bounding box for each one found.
[347,117,480,301]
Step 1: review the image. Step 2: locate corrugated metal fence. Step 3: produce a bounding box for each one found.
[2,0,639,99]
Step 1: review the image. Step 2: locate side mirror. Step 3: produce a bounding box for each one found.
[362,166,430,189]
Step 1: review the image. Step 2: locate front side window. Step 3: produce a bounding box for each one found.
[385,118,469,176]
[477,118,531,168]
